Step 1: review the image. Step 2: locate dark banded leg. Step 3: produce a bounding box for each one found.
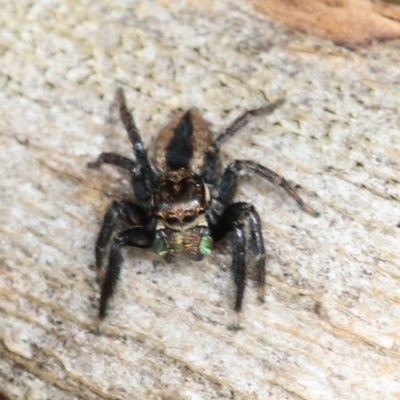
[232,222,246,314]
[247,207,266,301]
[203,99,284,184]
[87,152,136,171]
[117,88,155,190]
[213,100,285,149]
[87,152,152,204]
[99,227,153,319]
[210,202,266,329]
[95,201,146,279]
[218,160,319,216]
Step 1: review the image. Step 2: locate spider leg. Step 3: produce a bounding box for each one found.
[216,160,319,217]
[203,99,284,184]
[88,152,152,205]
[94,201,147,278]
[87,152,136,171]
[99,226,153,319]
[232,222,246,313]
[210,202,266,328]
[213,100,285,150]
[117,88,155,189]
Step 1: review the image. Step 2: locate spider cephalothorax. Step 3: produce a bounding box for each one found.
[153,168,209,226]
[88,88,318,328]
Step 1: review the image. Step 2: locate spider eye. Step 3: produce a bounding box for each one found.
[183,215,196,223]
[166,217,181,225]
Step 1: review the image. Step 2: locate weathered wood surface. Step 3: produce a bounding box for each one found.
[1,0,400,399]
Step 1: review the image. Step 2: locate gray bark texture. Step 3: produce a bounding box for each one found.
[1,0,400,399]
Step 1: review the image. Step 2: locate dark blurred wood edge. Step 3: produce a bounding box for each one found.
[0,392,11,400]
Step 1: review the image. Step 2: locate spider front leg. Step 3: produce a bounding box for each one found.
[99,227,153,319]
[217,160,319,217]
[210,202,266,329]
[94,201,147,281]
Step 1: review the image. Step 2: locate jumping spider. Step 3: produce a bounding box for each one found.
[88,88,318,328]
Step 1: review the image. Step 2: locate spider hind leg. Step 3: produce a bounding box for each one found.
[217,160,319,217]
[202,99,284,184]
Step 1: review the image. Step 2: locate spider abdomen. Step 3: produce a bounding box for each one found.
[152,109,212,174]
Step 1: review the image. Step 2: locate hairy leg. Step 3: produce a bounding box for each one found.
[88,152,152,204]
[117,88,155,189]
[95,201,147,278]
[209,202,266,328]
[217,160,319,217]
[202,99,284,184]
[87,152,136,171]
[99,227,153,319]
